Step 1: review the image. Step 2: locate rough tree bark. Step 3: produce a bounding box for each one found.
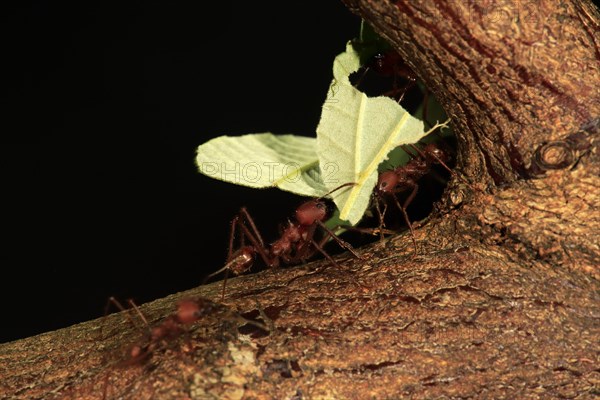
[1,1,598,399]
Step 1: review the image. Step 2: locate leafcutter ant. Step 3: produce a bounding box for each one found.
[356,50,418,103]
[100,296,267,399]
[373,142,453,252]
[205,183,361,299]
[352,49,428,115]
[103,296,221,366]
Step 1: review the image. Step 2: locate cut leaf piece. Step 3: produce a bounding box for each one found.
[196,133,328,197]
[317,42,441,225]
[333,42,362,85]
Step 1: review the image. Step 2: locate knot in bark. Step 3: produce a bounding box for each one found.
[527,117,599,177]
[534,141,574,171]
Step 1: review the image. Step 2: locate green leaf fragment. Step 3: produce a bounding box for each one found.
[317,41,432,225]
[333,42,362,85]
[195,133,328,197]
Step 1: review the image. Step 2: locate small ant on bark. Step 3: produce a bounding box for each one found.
[373,142,453,252]
[104,296,221,366]
[101,297,218,399]
[206,183,361,299]
[101,296,268,399]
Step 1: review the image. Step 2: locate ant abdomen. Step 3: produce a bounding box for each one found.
[230,246,256,275]
[422,143,449,164]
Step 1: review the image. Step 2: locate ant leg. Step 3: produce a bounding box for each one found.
[238,207,266,248]
[204,260,235,299]
[219,214,244,299]
[353,66,370,90]
[127,299,150,327]
[204,214,256,299]
[374,197,388,241]
[204,214,241,283]
[393,184,419,255]
[286,225,318,264]
[237,222,277,268]
[220,271,230,301]
[409,144,454,174]
[210,271,230,302]
[382,81,415,104]
[338,224,397,238]
[219,214,245,299]
[227,215,239,260]
[236,207,281,267]
[315,220,361,259]
[401,144,422,160]
[309,238,341,267]
[104,297,146,331]
[284,224,335,267]
[202,215,240,285]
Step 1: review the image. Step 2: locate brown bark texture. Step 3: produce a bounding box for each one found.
[1,1,599,399]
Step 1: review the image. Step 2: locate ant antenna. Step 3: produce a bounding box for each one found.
[317,182,356,201]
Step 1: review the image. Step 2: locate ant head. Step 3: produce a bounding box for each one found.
[296,182,355,225]
[176,299,202,325]
[377,170,399,194]
[176,297,221,325]
[372,51,402,76]
[295,200,328,226]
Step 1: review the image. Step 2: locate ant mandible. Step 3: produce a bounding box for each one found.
[206,183,361,299]
[374,142,453,252]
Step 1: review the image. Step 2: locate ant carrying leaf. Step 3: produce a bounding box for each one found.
[196,22,453,228]
[205,183,361,299]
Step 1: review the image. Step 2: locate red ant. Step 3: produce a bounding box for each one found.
[206,183,361,299]
[354,50,421,104]
[373,142,453,252]
[353,48,443,133]
[104,296,221,366]
[100,297,219,399]
[101,296,267,399]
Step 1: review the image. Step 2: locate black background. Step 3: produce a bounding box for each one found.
[1,2,361,343]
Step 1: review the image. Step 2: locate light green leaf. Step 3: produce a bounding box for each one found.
[333,42,362,85]
[317,42,439,225]
[196,133,328,197]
